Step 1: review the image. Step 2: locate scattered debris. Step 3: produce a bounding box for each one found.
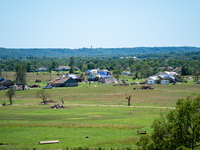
[137,130,146,134]
[140,85,154,90]
[51,103,64,109]
[35,79,41,82]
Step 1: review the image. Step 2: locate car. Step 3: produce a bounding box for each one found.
[30,84,38,88]
[42,85,52,89]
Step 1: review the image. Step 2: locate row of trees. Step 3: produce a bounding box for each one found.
[0,51,200,74]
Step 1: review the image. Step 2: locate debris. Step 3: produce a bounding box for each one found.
[137,130,146,134]
[140,85,154,90]
[51,103,64,109]
[35,79,41,82]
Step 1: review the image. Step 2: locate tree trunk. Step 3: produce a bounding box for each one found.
[9,97,12,105]
[43,99,46,104]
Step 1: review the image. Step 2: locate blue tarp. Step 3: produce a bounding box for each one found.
[164,75,177,82]
[0,78,4,82]
[85,70,91,74]
[98,71,107,75]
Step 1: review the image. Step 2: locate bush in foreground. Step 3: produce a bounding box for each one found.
[137,95,200,150]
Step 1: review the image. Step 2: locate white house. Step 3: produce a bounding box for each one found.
[87,72,101,81]
[146,76,158,84]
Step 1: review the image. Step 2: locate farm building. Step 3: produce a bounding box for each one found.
[65,74,84,82]
[35,67,48,72]
[47,76,78,87]
[56,66,70,71]
[0,79,14,88]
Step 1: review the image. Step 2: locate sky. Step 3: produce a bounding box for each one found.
[0,0,200,49]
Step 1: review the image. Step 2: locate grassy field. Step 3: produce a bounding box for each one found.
[0,72,199,149]
[0,83,200,149]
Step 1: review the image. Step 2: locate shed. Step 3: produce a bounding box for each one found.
[0,80,14,88]
[48,76,78,87]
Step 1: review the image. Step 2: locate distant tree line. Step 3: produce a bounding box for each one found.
[0,50,200,80]
[0,46,199,57]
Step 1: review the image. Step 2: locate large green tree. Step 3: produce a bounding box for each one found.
[26,62,31,72]
[112,69,121,79]
[137,95,200,150]
[69,56,75,67]
[15,63,27,90]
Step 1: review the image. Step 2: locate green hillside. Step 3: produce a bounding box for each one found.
[0,47,200,57]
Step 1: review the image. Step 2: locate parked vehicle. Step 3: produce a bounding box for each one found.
[42,85,52,89]
[30,84,38,88]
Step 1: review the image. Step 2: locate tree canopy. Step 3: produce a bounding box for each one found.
[137,95,200,150]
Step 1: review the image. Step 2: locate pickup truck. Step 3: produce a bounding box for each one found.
[42,85,52,89]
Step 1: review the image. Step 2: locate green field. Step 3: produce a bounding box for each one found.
[0,77,200,149]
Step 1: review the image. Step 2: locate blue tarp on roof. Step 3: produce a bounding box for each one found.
[164,75,177,82]
[98,71,107,75]
[85,70,91,74]
[0,78,4,82]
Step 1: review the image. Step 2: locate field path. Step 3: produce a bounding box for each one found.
[2,103,175,109]
[67,104,175,109]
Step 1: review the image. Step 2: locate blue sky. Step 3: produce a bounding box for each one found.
[0,0,199,48]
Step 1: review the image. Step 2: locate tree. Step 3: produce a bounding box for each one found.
[137,95,200,150]
[82,64,88,72]
[15,63,26,90]
[113,70,121,79]
[35,89,49,104]
[26,62,31,72]
[5,87,16,105]
[51,60,58,71]
[69,56,75,67]
[125,93,132,106]
[87,62,95,69]
[69,66,74,73]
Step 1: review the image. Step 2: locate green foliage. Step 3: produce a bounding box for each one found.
[69,66,74,73]
[87,62,95,69]
[137,95,200,150]
[26,62,31,72]
[69,56,75,66]
[112,70,121,79]
[51,60,58,71]
[15,62,27,90]
[5,87,16,105]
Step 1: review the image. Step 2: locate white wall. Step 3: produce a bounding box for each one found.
[161,80,169,84]
[147,80,157,84]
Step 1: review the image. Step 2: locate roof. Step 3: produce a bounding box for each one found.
[146,76,159,81]
[48,76,72,84]
[0,79,13,83]
[102,69,109,72]
[98,71,107,75]
[85,70,91,74]
[0,78,4,82]
[56,66,70,70]
[66,74,78,79]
